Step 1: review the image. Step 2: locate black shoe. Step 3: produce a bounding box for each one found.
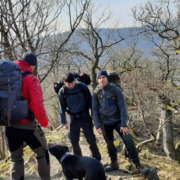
[135,164,144,173]
[104,161,119,172]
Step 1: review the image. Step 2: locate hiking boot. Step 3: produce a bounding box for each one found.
[135,163,144,173]
[104,161,119,172]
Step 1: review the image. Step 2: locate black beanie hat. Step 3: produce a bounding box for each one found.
[96,70,108,80]
[63,72,75,83]
[22,52,37,66]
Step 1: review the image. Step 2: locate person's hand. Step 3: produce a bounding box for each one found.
[97,128,103,135]
[63,124,69,130]
[120,127,130,136]
[45,122,52,129]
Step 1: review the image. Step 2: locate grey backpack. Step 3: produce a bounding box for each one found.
[0,60,28,126]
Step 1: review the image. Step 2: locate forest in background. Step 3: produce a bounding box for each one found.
[0,0,180,177]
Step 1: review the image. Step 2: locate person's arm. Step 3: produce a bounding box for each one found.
[116,87,128,127]
[92,92,101,129]
[81,83,92,109]
[27,75,49,127]
[116,87,130,135]
[58,89,67,125]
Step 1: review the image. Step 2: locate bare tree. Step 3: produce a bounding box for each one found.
[68,3,124,89]
[38,0,91,82]
[1,0,64,58]
[132,0,180,82]
[105,29,143,74]
[0,0,91,78]
[132,0,180,161]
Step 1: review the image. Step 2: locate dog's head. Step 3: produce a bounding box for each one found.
[49,144,69,160]
[142,167,159,180]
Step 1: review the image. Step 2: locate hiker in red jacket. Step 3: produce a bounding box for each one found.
[5,52,51,180]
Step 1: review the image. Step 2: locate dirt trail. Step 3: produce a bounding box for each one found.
[0,130,143,180]
[47,135,142,180]
[4,129,180,180]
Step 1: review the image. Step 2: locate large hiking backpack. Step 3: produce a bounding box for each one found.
[0,60,29,126]
[108,72,121,88]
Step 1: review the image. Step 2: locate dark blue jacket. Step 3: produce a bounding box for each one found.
[58,83,91,124]
[92,83,128,129]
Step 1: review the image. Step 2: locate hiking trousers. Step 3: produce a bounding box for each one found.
[5,122,50,180]
[69,113,101,161]
[101,121,140,165]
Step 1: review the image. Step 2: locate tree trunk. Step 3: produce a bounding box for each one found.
[92,65,97,90]
[161,109,177,160]
[175,141,180,162]
[156,115,163,146]
[0,127,6,160]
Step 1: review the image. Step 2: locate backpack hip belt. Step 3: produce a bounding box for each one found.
[99,111,120,121]
[68,108,89,116]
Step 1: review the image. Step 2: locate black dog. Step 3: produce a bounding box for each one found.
[49,144,106,180]
[142,167,159,180]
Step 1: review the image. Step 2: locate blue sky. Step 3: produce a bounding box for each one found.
[94,0,177,27]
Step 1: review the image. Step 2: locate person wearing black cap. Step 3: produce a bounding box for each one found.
[22,52,37,66]
[58,72,101,161]
[92,70,143,172]
[5,52,51,180]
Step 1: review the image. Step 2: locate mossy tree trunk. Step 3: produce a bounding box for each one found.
[156,115,163,146]
[159,94,177,160]
[161,109,177,160]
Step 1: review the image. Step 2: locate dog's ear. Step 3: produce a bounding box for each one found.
[64,146,69,152]
[48,143,54,148]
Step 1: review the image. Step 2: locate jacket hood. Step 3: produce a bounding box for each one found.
[14,60,33,73]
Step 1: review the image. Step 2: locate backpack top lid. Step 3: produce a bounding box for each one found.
[53,81,65,94]
[78,73,91,85]
[107,71,121,87]
[0,60,21,88]
[0,59,20,72]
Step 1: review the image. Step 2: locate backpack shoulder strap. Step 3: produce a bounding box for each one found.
[95,85,100,94]
[22,71,32,77]
[62,85,68,98]
[59,85,68,111]
[77,83,85,94]
[95,84,101,95]
[95,83,117,100]
[77,83,91,109]
[110,83,117,98]
[95,85,104,100]
[77,83,87,100]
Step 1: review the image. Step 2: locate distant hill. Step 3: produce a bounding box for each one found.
[63,27,159,56]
